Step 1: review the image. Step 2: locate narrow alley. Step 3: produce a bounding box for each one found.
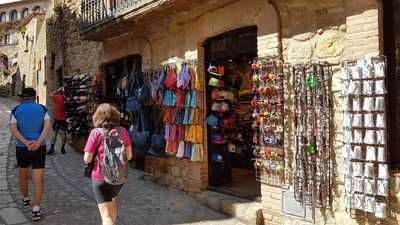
[0,98,245,225]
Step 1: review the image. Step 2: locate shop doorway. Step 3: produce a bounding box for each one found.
[383,0,400,168]
[103,55,145,169]
[205,26,261,199]
[104,55,142,103]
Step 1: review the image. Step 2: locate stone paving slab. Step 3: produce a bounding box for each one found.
[0,98,246,225]
[0,208,29,224]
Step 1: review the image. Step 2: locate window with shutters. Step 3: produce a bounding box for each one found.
[4,34,10,45]
[21,8,29,18]
[9,10,18,21]
[0,12,6,22]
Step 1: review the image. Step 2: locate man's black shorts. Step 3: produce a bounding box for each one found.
[16,146,46,169]
[53,120,67,131]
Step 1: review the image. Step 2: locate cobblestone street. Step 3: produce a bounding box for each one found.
[0,98,245,225]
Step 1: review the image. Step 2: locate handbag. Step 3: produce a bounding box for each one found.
[126,73,150,112]
[130,111,150,156]
[84,129,102,178]
[126,96,142,112]
[165,67,177,89]
[84,157,96,178]
[148,114,166,156]
[136,73,151,102]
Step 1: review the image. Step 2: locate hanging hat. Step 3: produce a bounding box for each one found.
[220,102,230,112]
[228,143,237,153]
[211,132,224,144]
[207,114,219,128]
[211,89,221,100]
[211,152,223,161]
[209,77,220,87]
[211,102,221,111]
[221,115,235,128]
[207,64,223,76]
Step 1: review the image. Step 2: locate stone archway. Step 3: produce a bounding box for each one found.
[102,35,152,71]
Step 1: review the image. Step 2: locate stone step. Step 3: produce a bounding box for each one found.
[194,191,264,225]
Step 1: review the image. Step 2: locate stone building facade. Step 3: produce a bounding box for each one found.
[52,0,400,224]
[16,13,47,103]
[0,0,49,97]
[0,0,48,57]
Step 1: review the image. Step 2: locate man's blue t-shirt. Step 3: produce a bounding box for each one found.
[10,101,50,148]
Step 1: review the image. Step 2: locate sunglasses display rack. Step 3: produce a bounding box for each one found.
[292,63,333,208]
[341,56,389,220]
[251,58,285,186]
[63,73,96,137]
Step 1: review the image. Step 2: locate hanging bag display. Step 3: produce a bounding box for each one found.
[135,73,151,102]
[126,96,142,112]
[130,111,150,156]
[148,114,166,156]
[126,74,142,112]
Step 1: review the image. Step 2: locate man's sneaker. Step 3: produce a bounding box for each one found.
[32,209,41,221]
[22,198,31,207]
[61,147,66,154]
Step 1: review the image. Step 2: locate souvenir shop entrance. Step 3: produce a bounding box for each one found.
[103,55,146,169]
[383,0,400,168]
[104,55,142,105]
[205,26,261,199]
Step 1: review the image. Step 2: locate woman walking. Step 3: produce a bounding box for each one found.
[83,104,133,225]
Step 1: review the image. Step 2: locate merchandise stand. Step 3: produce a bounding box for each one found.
[63,73,98,137]
[155,59,204,161]
[252,57,285,187]
[341,56,389,220]
[291,63,333,209]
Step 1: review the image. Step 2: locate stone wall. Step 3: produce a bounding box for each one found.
[145,156,207,193]
[58,0,102,77]
[40,0,102,115]
[0,43,18,58]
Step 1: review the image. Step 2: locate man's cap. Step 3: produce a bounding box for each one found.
[18,87,37,97]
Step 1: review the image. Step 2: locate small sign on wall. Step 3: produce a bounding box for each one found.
[282,190,313,222]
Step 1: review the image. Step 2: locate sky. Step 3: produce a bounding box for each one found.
[0,0,22,4]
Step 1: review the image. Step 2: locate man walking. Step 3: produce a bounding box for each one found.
[9,87,51,221]
[47,87,67,155]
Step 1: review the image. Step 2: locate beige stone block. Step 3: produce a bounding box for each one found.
[346,17,365,26]
[346,25,364,33]
[315,30,345,60]
[362,9,378,17]
[345,30,379,40]
[346,14,363,23]
[363,22,379,31]
[287,39,315,63]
